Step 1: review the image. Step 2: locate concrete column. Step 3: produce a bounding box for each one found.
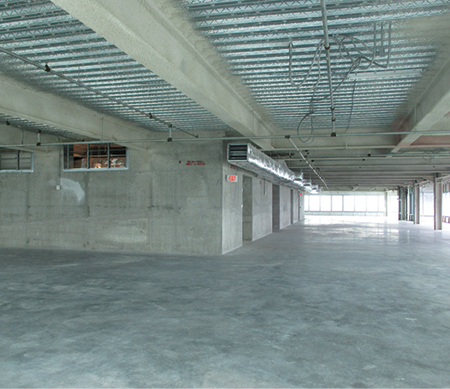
[434,173,443,230]
[384,191,388,217]
[408,187,414,221]
[399,188,407,221]
[414,181,420,225]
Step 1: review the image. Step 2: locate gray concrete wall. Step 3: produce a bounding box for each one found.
[299,194,306,221]
[279,185,292,229]
[0,142,224,255]
[251,178,272,241]
[222,163,243,254]
[292,190,299,224]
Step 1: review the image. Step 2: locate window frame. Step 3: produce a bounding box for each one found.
[0,149,34,173]
[63,143,128,172]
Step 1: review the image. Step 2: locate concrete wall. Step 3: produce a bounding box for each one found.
[0,142,224,255]
[222,163,243,254]
[1,138,301,255]
[299,194,306,221]
[292,190,299,224]
[279,185,292,229]
[252,178,272,241]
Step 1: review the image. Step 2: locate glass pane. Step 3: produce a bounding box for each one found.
[332,195,343,211]
[66,144,88,169]
[110,144,127,168]
[443,192,450,216]
[367,196,379,212]
[355,196,366,212]
[422,192,434,216]
[343,195,355,212]
[89,143,108,169]
[321,195,331,211]
[309,195,320,211]
[378,195,385,214]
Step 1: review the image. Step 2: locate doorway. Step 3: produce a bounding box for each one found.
[272,184,280,231]
[242,176,253,241]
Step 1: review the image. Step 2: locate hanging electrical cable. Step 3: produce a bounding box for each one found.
[345,80,357,133]
[289,17,393,141]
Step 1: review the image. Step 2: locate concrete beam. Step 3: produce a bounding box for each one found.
[0,74,157,150]
[51,0,276,149]
[392,57,450,153]
[0,125,52,153]
[271,133,397,150]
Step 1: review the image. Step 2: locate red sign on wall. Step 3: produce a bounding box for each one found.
[186,161,206,166]
[226,175,238,182]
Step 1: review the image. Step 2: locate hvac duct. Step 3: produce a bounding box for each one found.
[227,143,318,192]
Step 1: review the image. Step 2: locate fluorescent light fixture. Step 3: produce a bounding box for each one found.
[348,70,422,80]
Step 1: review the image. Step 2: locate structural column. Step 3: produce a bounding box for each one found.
[434,173,442,230]
[384,191,388,217]
[414,181,420,225]
[408,187,413,221]
[399,187,407,221]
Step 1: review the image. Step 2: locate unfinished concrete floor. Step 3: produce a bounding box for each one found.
[1,217,450,388]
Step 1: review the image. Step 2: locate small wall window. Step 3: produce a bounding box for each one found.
[0,149,34,172]
[64,143,127,170]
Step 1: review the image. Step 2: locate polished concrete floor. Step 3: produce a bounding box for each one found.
[1,217,450,388]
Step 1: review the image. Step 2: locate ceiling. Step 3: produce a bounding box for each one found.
[1,0,450,190]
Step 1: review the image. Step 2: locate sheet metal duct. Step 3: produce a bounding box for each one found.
[227,143,318,192]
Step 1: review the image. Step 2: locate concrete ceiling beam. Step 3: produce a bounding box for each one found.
[0,124,52,153]
[0,74,158,150]
[51,0,277,149]
[271,134,397,150]
[392,56,450,153]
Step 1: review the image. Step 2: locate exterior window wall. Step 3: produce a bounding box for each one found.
[305,193,390,216]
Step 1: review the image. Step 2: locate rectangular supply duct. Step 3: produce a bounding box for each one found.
[227,143,316,192]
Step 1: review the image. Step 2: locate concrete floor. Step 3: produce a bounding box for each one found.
[1,217,450,388]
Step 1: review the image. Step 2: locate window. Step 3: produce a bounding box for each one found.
[343,195,355,212]
[321,195,332,211]
[354,195,367,212]
[332,195,343,211]
[0,149,33,172]
[309,195,320,211]
[64,143,127,170]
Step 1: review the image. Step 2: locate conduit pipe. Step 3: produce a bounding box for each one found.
[288,138,329,189]
[320,0,336,136]
[3,130,450,149]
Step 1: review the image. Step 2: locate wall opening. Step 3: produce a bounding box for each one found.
[272,184,280,231]
[242,176,253,241]
[290,189,294,224]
